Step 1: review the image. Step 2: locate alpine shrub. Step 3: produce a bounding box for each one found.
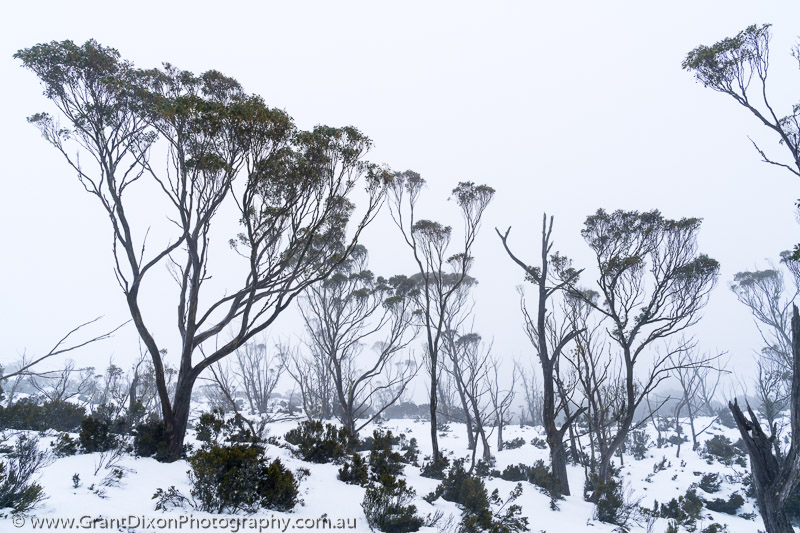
[419,455,450,479]
[338,452,369,486]
[362,477,424,533]
[698,472,722,494]
[284,420,355,463]
[187,443,298,513]
[51,433,78,457]
[134,416,170,461]
[0,436,50,513]
[704,493,744,515]
[79,414,117,453]
[503,437,526,450]
[702,435,746,467]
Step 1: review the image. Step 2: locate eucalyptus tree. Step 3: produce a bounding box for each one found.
[683,24,799,178]
[497,214,584,495]
[16,40,389,460]
[295,245,419,435]
[387,171,494,462]
[563,209,719,487]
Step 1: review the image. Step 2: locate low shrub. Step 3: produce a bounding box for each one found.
[628,429,650,460]
[284,420,355,463]
[187,443,298,513]
[704,493,744,515]
[0,436,50,513]
[702,435,746,467]
[368,430,405,482]
[194,410,259,446]
[133,416,170,461]
[503,437,526,450]
[659,488,704,528]
[338,452,369,486]
[0,398,85,432]
[530,437,547,449]
[362,478,424,533]
[699,472,722,494]
[79,413,118,453]
[427,459,528,533]
[420,455,450,479]
[51,433,78,458]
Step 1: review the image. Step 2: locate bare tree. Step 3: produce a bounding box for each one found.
[28,360,96,405]
[497,214,584,495]
[296,246,419,435]
[387,171,494,462]
[17,41,389,460]
[489,357,517,452]
[563,209,720,487]
[669,346,728,455]
[517,362,544,427]
[283,341,335,422]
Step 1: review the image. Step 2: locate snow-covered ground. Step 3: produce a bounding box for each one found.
[0,416,767,532]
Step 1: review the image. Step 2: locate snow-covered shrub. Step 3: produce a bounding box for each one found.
[426,458,528,533]
[0,435,50,514]
[195,410,259,446]
[79,413,118,453]
[419,455,449,479]
[0,398,85,432]
[368,430,406,482]
[702,435,746,467]
[362,477,423,533]
[187,444,298,513]
[628,429,651,460]
[530,436,547,449]
[698,472,722,494]
[585,469,639,528]
[704,493,744,515]
[133,416,169,461]
[284,420,355,463]
[658,488,704,529]
[338,452,368,485]
[503,437,526,450]
[51,433,78,457]
[399,435,419,465]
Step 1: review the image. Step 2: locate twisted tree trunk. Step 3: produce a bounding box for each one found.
[729,305,800,533]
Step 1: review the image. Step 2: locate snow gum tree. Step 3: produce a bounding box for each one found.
[16,40,390,461]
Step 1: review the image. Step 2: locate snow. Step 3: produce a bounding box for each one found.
[0,416,772,532]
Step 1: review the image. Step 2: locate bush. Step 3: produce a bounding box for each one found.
[362,478,424,533]
[704,493,744,515]
[0,436,50,513]
[368,430,405,482]
[503,437,526,450]
[659,488,704,528]
[699,472,722,494]
[399,435,419,466]
[133,416,170,461]
[703,435,746,466]
[79,414,117,453]
[499,464,528,482]
[427,459,528,533]
[586,472,626,526]
[0,398,85,432]
[419,455,449,479]
[530,437,547,449]
[194,410,259,446]
[628,429,650,460]
[338,452,369,486]
[187,443,298,513]
[284,420,355,463]
[51,433,78,458]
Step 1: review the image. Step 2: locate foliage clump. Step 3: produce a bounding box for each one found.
[187,445,298,513]
[0,436,50,514]
[133,416,170,461]
[704,493,744,515]
[0,399,85,432]
[426,458,528,533]
[284,420,356,463]
[702,435,746,467]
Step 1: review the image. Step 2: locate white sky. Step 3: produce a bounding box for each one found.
[1,1,800,398]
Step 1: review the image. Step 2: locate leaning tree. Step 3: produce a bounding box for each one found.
[16,40,389,460]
